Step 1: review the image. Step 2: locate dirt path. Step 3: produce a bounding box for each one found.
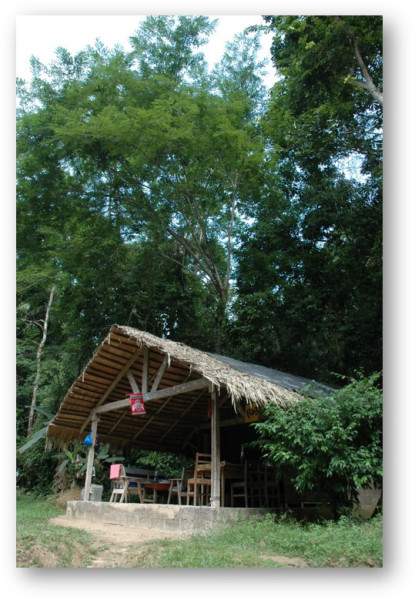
[49,516,314,568]
[49,515,190,567]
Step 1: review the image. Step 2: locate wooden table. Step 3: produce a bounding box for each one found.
[151,482,170,503]
[196,462,244,506]
[141,481,170,503]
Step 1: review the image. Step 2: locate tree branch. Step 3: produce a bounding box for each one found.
[350,39,383,106]
[333,16,383,107]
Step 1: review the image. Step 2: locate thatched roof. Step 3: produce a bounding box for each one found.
[46,324,303,453]
[208,353,336,398]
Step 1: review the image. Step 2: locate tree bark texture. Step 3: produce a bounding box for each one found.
[27,285,56,436]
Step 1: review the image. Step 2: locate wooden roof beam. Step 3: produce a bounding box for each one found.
[132,367,209,441]
[80,347,143,433]
[142,347,149,393]
[150,354,168,393]
[157,387,206,443]
[95,377,211,414]
[107,412,127,436]
[127,369,140,393]
[133,385,177,439]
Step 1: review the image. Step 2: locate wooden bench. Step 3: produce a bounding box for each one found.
[124,466,156,482]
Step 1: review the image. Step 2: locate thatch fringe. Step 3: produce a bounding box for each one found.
[112,325,300,408]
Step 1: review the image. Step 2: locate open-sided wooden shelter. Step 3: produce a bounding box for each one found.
[46,324,309,507]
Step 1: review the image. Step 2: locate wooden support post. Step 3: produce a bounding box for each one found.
[84,413,99,501]
[210,386,221,508]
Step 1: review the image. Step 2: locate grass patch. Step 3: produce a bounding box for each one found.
[16,494,98,568]
[16,495,383,568]
[129,513,383,568]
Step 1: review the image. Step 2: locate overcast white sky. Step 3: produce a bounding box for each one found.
[16,15,276,85]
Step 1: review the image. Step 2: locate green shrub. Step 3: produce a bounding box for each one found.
[253,373,382,517]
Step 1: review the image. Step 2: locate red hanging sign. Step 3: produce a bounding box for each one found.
[129,393,146,415]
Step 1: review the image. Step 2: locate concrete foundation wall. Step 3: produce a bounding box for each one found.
[66,501,271,533]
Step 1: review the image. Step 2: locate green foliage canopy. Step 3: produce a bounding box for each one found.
[230,16,382,382]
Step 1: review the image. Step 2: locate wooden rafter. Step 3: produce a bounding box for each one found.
[150,354,169,393]
[127,369,140,393]
[158,387,206,443]
[132,376,185,440]
[95,377,210,414]
[80,347,143,433]
[107,412,127,436]
[142,347,149,393]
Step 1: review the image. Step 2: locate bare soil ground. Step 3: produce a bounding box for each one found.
[49,514,190,568]
[47,491,309,568]
[50,514,189,545]
[48,489,190,567]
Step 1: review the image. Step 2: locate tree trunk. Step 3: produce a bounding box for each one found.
[27,285,56,436]
[214,297,227,354]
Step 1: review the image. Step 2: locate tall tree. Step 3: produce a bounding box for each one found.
[34,17,267,352]
[16,16,271,449]
[232,16,382,381]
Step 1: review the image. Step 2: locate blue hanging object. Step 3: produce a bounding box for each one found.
[83,433,93,447]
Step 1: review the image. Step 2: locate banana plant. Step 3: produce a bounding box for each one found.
[18,406,55,454]
[55,441,125,487]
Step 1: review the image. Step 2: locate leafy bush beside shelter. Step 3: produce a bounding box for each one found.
[253,374,382,517]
